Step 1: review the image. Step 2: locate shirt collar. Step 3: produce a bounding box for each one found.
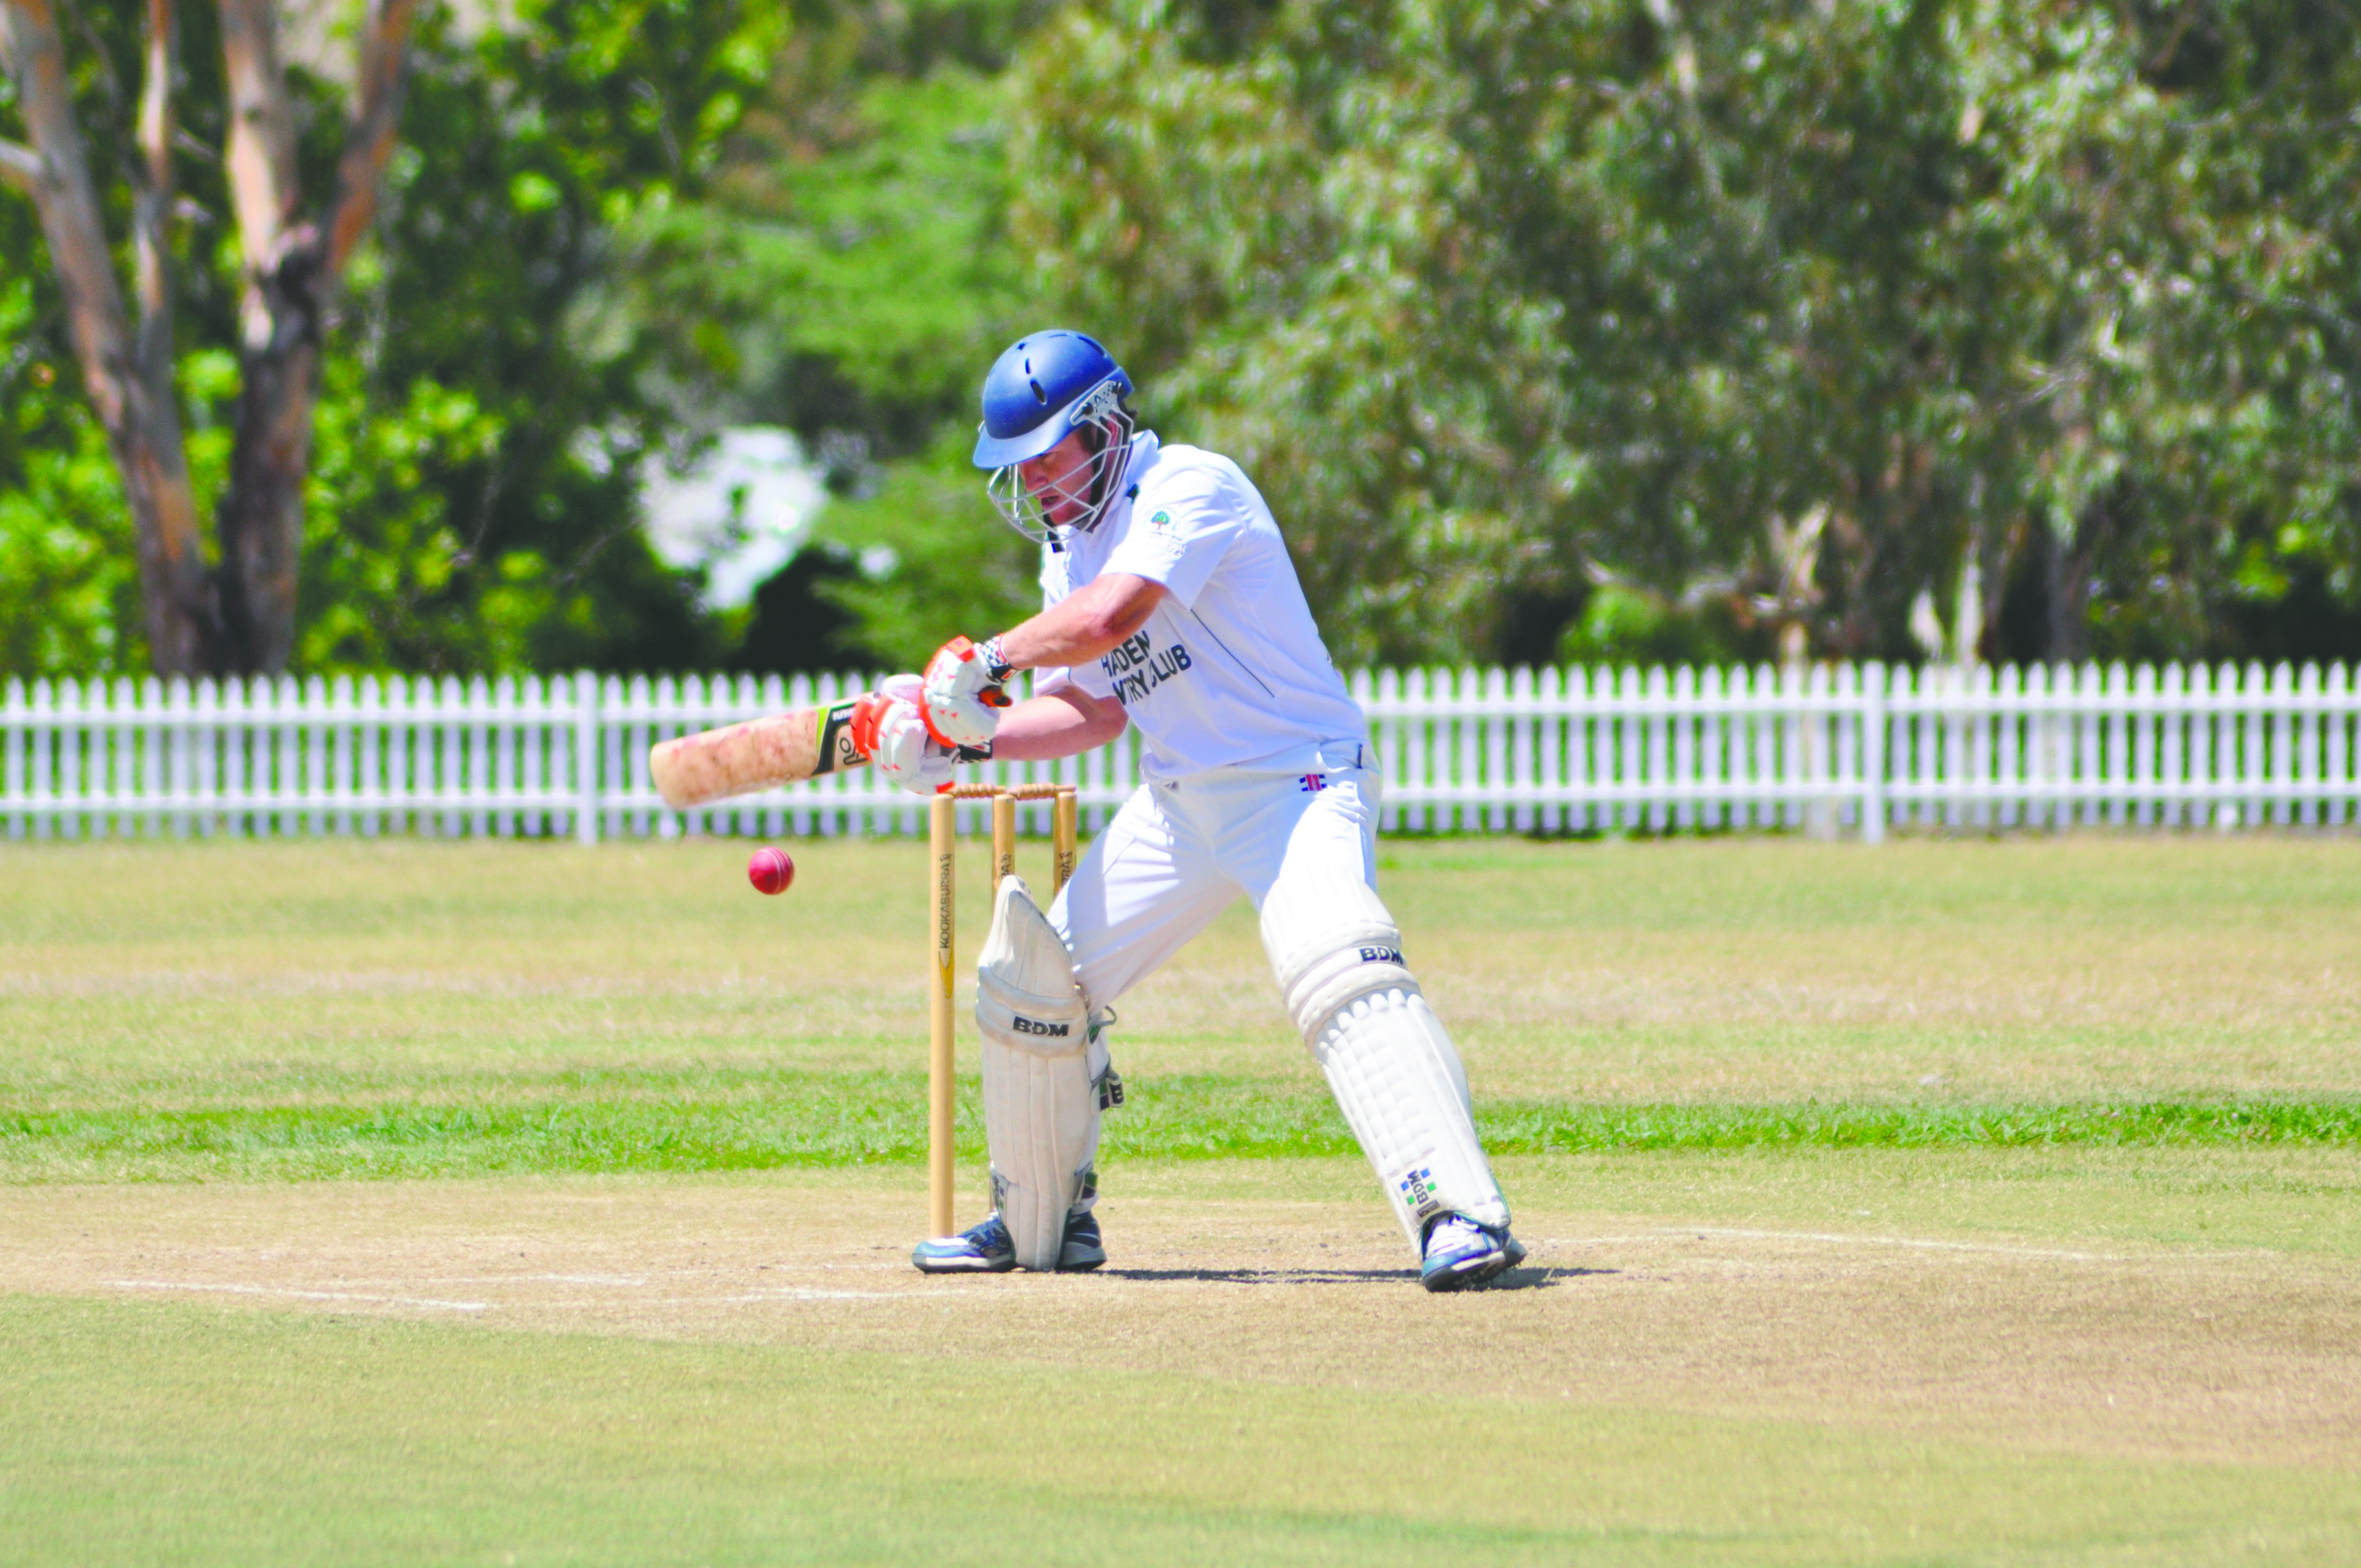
[1101,429,1158,532]
[1051,430,1159,556]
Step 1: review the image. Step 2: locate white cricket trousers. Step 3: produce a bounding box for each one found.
[1043,757,1513,1251]
[1047,762,1379,1012]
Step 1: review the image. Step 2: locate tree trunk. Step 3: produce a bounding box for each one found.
[2043,504,2101,664]
[2,0,414,677]
[1,0,214,674]
[215,329,321,673]
[212,0,414,673]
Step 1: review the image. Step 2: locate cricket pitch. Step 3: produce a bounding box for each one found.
[2,1153,2356,1566]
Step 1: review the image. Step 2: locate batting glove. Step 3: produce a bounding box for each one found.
[850,675,954,794]
[921,635,1012,749]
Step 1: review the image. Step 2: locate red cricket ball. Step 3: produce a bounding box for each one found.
[747,846,796,896]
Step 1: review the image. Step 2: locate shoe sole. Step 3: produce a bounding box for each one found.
[1420,1244,1524,1293]
[911,1253,1016,1274]
[1056,1251,1107,1273]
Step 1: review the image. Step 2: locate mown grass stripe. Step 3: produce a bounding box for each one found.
[3,1076,2355,1180]
[1477,1097,2361,1152]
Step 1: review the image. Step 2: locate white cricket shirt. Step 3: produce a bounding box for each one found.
[1036,431,1368,782]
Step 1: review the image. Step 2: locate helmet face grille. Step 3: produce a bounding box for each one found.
[986,464,1055,545]
[985,386,1136,545]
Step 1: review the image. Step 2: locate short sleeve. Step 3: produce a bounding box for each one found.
[1059,659,1114,699]
[1038,542,1073,609]
[1100,462,1247,610]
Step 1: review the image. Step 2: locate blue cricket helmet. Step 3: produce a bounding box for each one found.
[974,330,1141,542]
[972,330,1134,469]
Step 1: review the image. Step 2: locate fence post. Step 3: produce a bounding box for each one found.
[4,677,23,840]
[2330,663,2353,827]
[1860,661,1886,844]
[1806,661,1835,839]
[573,669,601,845]
[59,678,82,840]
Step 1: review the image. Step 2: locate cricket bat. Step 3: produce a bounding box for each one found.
[648,698,868,808]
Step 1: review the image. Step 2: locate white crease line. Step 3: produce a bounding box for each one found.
[108,1280,488,1311]
[1540,1230,2135,1262]
[652,1288,902,1304]
[424,1274,650,1287]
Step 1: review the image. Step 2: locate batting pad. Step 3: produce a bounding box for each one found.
[976,874,1096,1271]
[1261,871,1509,1245]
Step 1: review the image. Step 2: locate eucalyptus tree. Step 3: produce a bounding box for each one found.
[1,0,415,673]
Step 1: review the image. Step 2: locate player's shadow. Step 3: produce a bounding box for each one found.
[1097,1265,1606,1291]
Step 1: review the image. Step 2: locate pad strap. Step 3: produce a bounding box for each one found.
[1266,879,1420,1039]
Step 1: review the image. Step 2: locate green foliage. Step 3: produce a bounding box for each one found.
[601,6,1056,666]
[289,0,788,675]
[12,0,2351,675]
[0,0,780,678]
[606,65,1028,453]
[298,357,513,670]
[1555,584,1755,670]
[1012,4,1570,665]
[805,428,1040,669]
[0,279,137,672]
[1010,0,2361,666]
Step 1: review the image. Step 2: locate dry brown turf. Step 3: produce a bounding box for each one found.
[4,1157,2354,1473]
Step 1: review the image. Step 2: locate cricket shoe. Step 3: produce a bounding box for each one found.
[913,1212,1015,1273]
[1418,1213,1526,1292]
[910,1211,1106,1274]
[1056,1209,1106,1272]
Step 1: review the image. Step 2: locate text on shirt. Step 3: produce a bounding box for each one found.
[1100,629,1194,707]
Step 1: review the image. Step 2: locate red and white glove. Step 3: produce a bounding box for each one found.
[849,675,954,794]
[921,635,1012,749]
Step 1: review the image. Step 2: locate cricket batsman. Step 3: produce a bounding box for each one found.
[849,330,1526,1291]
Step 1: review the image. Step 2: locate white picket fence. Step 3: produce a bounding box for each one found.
[3,662,2357,843]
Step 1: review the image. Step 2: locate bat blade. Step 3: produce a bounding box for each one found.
[648,700,868,808]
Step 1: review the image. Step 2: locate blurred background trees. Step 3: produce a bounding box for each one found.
[4,0,2356,678]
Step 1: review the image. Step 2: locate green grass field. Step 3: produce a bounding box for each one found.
[5,835,2357,1177]
[2,833,2357,1564]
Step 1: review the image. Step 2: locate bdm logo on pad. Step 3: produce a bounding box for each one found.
[1359,944,1404,965]
[1012,1015,1071,1038]
[1396,1166,1445,1221]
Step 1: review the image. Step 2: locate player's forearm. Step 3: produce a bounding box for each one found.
[994,574,1165,669]
[987,688,1128,761]
[920,578,1158,755]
